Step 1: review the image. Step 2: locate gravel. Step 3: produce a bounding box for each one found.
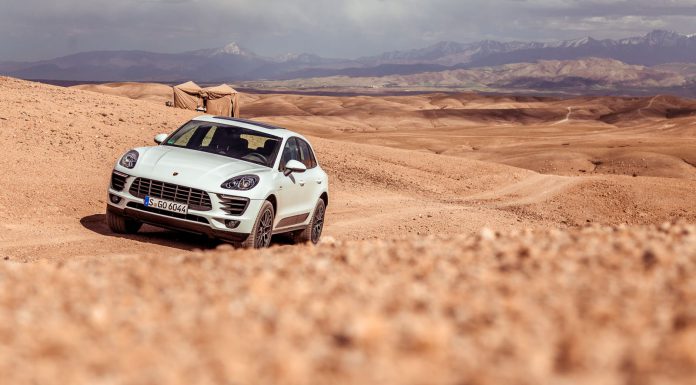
[1,223,695,385]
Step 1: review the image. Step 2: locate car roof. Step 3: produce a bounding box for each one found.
[192,115,301,140]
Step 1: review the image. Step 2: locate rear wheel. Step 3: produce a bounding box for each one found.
[240,201,275,249]
[294,199,325,245]
[106,208,142,234]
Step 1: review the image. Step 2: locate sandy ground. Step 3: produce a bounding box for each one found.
[1,77,695,384]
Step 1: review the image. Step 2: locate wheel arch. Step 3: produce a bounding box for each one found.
[266,193,278,213]
[319,191,328,207]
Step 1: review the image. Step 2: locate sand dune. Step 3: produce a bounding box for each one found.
[235,92,696,180]
[72,82,173,104]
[2,76,696,384]
[5,77,696,260]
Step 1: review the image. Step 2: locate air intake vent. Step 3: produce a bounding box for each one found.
[218,195,250,216]
[111,171,128,191]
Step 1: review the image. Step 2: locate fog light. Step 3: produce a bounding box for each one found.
[109,194,122,204]
[225,220,240,229]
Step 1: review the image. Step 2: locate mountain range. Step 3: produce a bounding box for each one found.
[2,30,696,89]
[359,30,696,67]
[253,57,696,97]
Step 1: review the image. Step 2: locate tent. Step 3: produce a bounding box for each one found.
[171,81,240,117]
[173,81,204,111]
[203,84,240,117]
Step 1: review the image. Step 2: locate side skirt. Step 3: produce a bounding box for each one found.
[276,213,310,228]
[272,224,306,235]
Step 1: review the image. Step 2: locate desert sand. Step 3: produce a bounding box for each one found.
[1,77,695,384]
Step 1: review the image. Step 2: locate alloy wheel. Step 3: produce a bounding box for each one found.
[255,209,273,248]
[311,203,325,243]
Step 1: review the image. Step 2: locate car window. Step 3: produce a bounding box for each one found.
[164,121,281,168]
[279,138,301,171]
[200,126,218,146]
[170,121,202,146]
[296,138,317,169]
[241,134,268,150]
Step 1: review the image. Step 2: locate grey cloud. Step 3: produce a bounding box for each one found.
[538,0,696,17]
[0,0,694,61]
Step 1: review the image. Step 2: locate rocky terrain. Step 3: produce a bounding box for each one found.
[3,224,696,385]
[2,76,696,384]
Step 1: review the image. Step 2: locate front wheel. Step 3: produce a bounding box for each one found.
[294,199,326,245]
[106,208,142,234]
[240,201,275,249]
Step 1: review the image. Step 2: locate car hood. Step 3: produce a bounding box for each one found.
[132,146,269,188]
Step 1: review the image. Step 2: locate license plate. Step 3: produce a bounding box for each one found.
[144,196,188,215]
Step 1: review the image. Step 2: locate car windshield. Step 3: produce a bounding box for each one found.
[163,121,282,168]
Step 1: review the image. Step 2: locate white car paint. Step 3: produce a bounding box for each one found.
[106,115,329,244]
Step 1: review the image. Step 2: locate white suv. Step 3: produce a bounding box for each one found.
[106,116,329,248]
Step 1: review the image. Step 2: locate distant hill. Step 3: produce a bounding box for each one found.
[0,42,359,82]
[247,58,696,97]
[357,30,696,68]
[2,30,696,94]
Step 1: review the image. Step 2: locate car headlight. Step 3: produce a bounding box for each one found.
[119,150,139,169]
[221,175,259,190]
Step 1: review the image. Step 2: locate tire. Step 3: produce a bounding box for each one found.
[294,199,326,245]
[106,208,142,234]
[240,201,275,249]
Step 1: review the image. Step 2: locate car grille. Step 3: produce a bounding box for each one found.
[127,202,209,224]
[129,178,212,211]
[218,195,250,216]
[111,171,128,191]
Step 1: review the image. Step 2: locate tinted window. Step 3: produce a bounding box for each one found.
[164,121,281,168]
[279,137,301,171]
[296,138,317,169]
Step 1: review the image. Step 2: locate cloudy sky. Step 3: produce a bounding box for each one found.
[0,0,695,61]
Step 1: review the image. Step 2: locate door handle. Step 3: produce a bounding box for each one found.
[299,180,306,186]
[316,180,322,184]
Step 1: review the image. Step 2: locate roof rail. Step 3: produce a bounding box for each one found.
[213,116,285,130]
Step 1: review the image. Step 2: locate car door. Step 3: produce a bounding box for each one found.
[295,138,323,212]
[275,137,308,226]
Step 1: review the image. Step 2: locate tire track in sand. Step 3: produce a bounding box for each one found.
[462,173,581,207]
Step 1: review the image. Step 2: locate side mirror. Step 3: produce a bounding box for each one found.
[154,133,168,144]
[284,159,307,176]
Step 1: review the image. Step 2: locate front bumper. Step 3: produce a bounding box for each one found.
[107,173,264,242]
[107,204,250,242]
